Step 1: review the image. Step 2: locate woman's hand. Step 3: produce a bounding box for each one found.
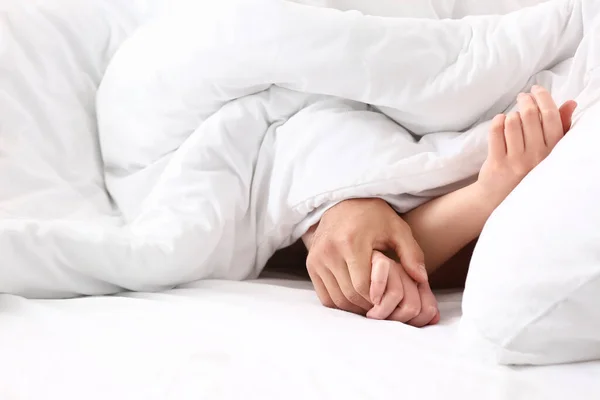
[477,86,577,206]
[367,251,440,327]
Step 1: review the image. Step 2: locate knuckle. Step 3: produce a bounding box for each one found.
[321,298,336,309]
[320,239,337,255]
[422,306,438,320]
[305,254,319,273]
[403,304,422,320]
[336,231,358,249]
[506,112,521,124]
[346,291,364,305]
[328,261,345,274]
[333,298,353,311]
[354,281,370,297]
[492,114,506,126]
[522,107,538,120]
[387,289,404,302]
[331,297,344,309]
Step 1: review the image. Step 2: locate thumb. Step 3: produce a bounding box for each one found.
[343,239,374,303]
[390,223,428,284]
[369,251,391,306]
[559,100,577,133]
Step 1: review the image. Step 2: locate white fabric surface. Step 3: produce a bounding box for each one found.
[0,279,599,399]
[461,97,600,365]
[0,0,169,298]
[1,0,595,299]
[2,0,600,369]
[97,0,584,296]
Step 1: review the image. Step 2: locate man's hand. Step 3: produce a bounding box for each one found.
[303,198,428,316]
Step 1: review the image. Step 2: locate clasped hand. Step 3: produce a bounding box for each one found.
[303,198,440,327]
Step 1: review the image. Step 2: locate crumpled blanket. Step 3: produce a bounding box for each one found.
[2,0,598,298]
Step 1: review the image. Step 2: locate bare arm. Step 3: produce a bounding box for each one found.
[302,186,487,289]
[300,86,575,322]
[403,87,576,276]
[402,182,495,275]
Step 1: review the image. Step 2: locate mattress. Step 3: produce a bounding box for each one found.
[1,278,598,399]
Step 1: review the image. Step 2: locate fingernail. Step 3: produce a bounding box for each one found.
[517,92,525,99]
[531,85,541,92]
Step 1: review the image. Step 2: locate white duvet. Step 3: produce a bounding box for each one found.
[1,0,599,299]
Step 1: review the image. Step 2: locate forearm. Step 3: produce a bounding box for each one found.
[402,182,499,274]
[302,183,498,274]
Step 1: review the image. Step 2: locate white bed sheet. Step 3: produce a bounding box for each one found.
[0,278,598,400]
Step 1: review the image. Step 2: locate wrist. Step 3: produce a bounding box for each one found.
[302,224,318,250]
[469,181,508,216]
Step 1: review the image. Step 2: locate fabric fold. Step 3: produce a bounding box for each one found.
[1,0,598,297]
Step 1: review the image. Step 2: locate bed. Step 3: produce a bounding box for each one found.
[3,0,600,398]
[2,274,599,399]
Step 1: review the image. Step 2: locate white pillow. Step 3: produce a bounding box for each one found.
[460,96,600,365]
